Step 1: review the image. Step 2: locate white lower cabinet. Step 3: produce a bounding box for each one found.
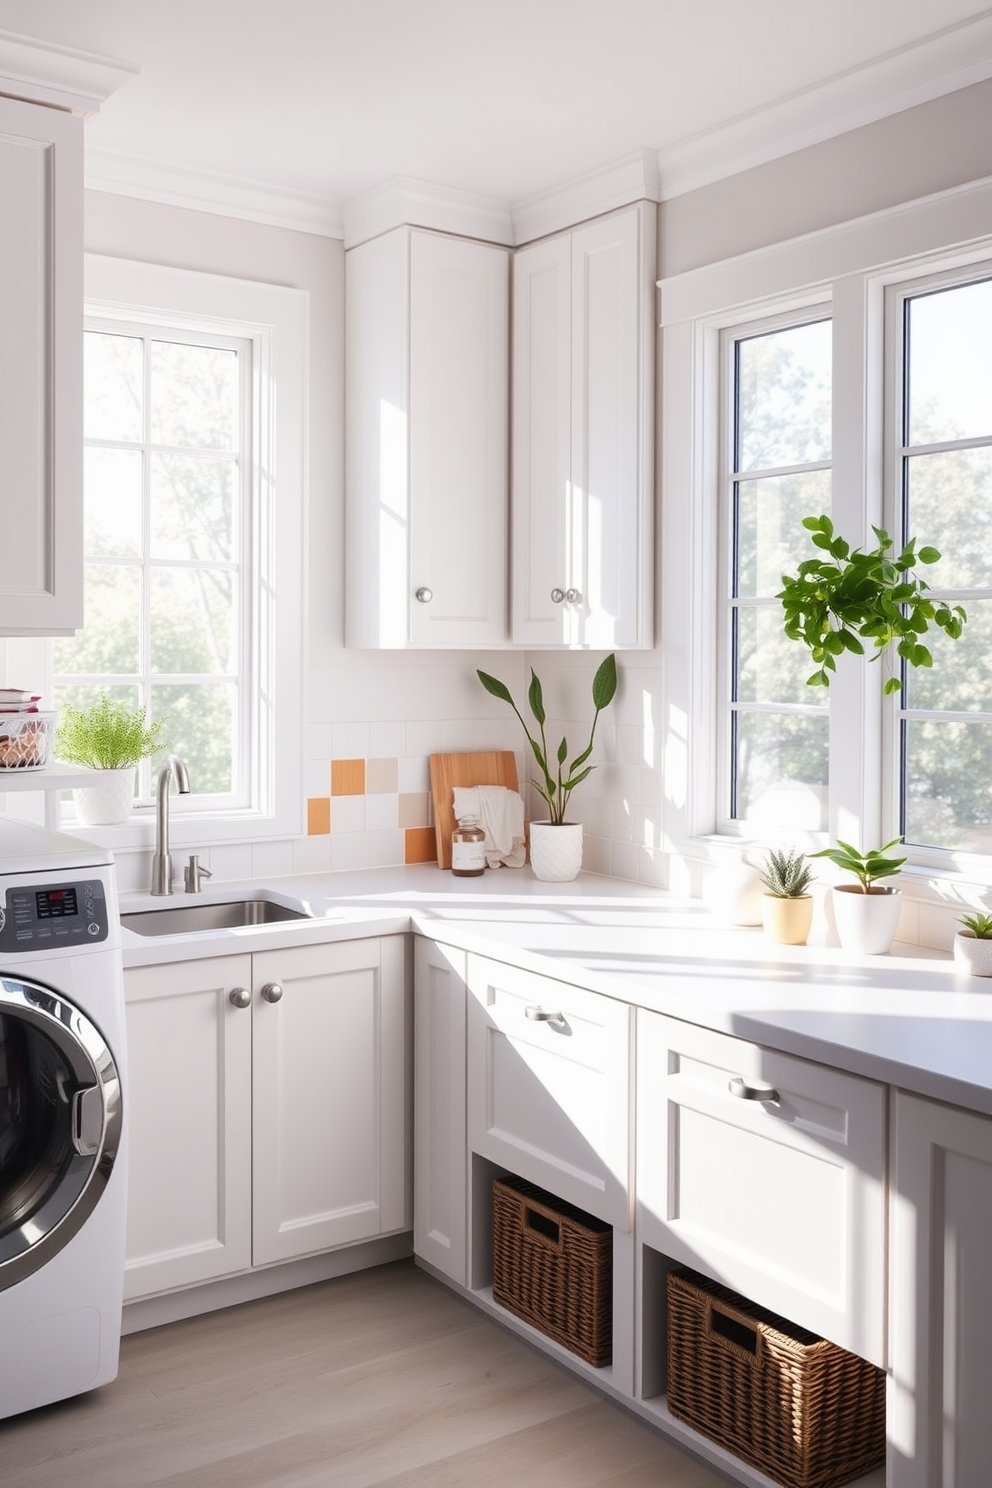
[889,1091,992,1487]
[467,953,631,1228]
[413,936,468,1285]
[636,1010,887,1366]
[123,937,410,1301]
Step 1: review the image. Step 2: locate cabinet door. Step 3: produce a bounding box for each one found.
[345,228,508,648]
[0,96,83,635]
[510,204,654,649]
[123,955,253,1299]
[570,207,653,649]
[890,1092,992,1487]
[408,231,508,646]
[511,233,572,646]
[251,937,410,1266]
[637,1011,886,1363]
[467,953,631,1228]
[413,937,468,1284]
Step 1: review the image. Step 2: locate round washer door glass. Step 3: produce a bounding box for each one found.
[0,975,122,1290]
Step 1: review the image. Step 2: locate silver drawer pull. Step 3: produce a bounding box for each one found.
[550,588,565,604]
[229,986,252,1009]
[261,982,283,1004]
[414,586,433,604]
[564,588,582,604]
[728,1076,780,1106]
[525,1005,566,1029]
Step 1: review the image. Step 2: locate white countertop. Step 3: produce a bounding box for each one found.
[119,865,992,1117]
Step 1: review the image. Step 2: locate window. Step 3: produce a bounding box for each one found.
[722,315,832,832]
[659,175,992,890]
[54,320,252,809]
[0,257,307,844]
[891,272,992,856]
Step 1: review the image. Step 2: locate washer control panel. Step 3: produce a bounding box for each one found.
[0,879,109,951]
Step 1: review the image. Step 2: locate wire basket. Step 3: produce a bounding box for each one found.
[0,712,56,770]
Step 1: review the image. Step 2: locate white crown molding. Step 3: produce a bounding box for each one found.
[85,147,344,239]
[0,29,137,115]
[657,9,992,200]
[510,148,661,244]
[343,177,513,249]
[658,173,992,325]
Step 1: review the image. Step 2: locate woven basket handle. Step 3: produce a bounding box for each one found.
[705,1295,764,1369]
[522,1197,564,1253]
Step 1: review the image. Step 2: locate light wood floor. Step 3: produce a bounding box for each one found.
[0,1260,732,1488]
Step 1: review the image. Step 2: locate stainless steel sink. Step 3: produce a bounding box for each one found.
[122,898,312,936]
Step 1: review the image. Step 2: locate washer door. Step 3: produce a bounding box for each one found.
[0,975,122,1290]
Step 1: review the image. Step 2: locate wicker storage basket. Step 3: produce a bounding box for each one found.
[667,1268,885,1488]
[492,1175,612,1367]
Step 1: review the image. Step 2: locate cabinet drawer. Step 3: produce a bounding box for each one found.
[468,954,631,1229]
[637,1011,886,1365]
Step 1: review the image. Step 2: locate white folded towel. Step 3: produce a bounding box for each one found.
[452,785,526,868]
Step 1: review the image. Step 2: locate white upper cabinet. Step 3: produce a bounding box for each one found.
[511,204,655,648]
[0,95,83,636]
[345,227,509,648]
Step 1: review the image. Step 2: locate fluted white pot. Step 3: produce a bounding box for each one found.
[529,821,583,882]
[72,767,136,825]
[831,885,902,955]
[953,930,992,977]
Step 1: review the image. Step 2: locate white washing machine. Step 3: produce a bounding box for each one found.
[0,817,127,1420]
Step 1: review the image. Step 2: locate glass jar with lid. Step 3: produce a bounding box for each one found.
[451,815,486,877]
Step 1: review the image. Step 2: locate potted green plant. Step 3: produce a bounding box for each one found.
[476,655,618,881]
[57,694,171,825]
[953,911,992,977]
[811,836,906,954]
[778,515,967,693]
[757,847,816,945]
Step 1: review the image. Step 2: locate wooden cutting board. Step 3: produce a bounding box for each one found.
[429,751,520,869]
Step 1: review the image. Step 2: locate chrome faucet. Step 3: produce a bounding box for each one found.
[150,755,191,895]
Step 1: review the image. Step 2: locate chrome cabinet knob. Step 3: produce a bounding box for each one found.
[565,588,582,604]
[261,981,283,1004]
[414,587,433,604]
[550,588,565,604]
[229,986,251,1009]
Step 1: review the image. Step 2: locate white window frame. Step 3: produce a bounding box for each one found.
[7,256,308,848]
[659,175,992,889]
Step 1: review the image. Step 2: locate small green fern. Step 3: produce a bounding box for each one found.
[57,694,171,770]
[758,847,814,899]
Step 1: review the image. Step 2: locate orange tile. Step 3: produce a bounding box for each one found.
[307,797,331,835]
[331,758,366,796]
[404,826,437,865]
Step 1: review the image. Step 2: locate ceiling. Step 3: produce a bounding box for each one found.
[2,1,992,236]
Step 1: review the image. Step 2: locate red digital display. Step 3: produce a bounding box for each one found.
[36,887,78,918]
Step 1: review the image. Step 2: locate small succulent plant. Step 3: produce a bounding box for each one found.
[758,847,815,899]
[958,912,992,939]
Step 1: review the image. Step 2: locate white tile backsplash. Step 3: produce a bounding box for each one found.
[251,839,296,879]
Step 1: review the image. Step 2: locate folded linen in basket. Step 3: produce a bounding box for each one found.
[452,785,526,868]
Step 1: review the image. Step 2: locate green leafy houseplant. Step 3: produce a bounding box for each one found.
[476,655,618,824]
[958,912,992,939]
[57,694,171,770]
[811,836,906,893]
[757,847,814,899]
[778,515,967,693]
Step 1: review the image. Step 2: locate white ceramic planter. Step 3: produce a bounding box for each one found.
[529,821,583,882]
[831,885,902,955]
[760,893,814,946]
[72,767,136,825]
[953,930,992,977]
[702,848,763,926]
